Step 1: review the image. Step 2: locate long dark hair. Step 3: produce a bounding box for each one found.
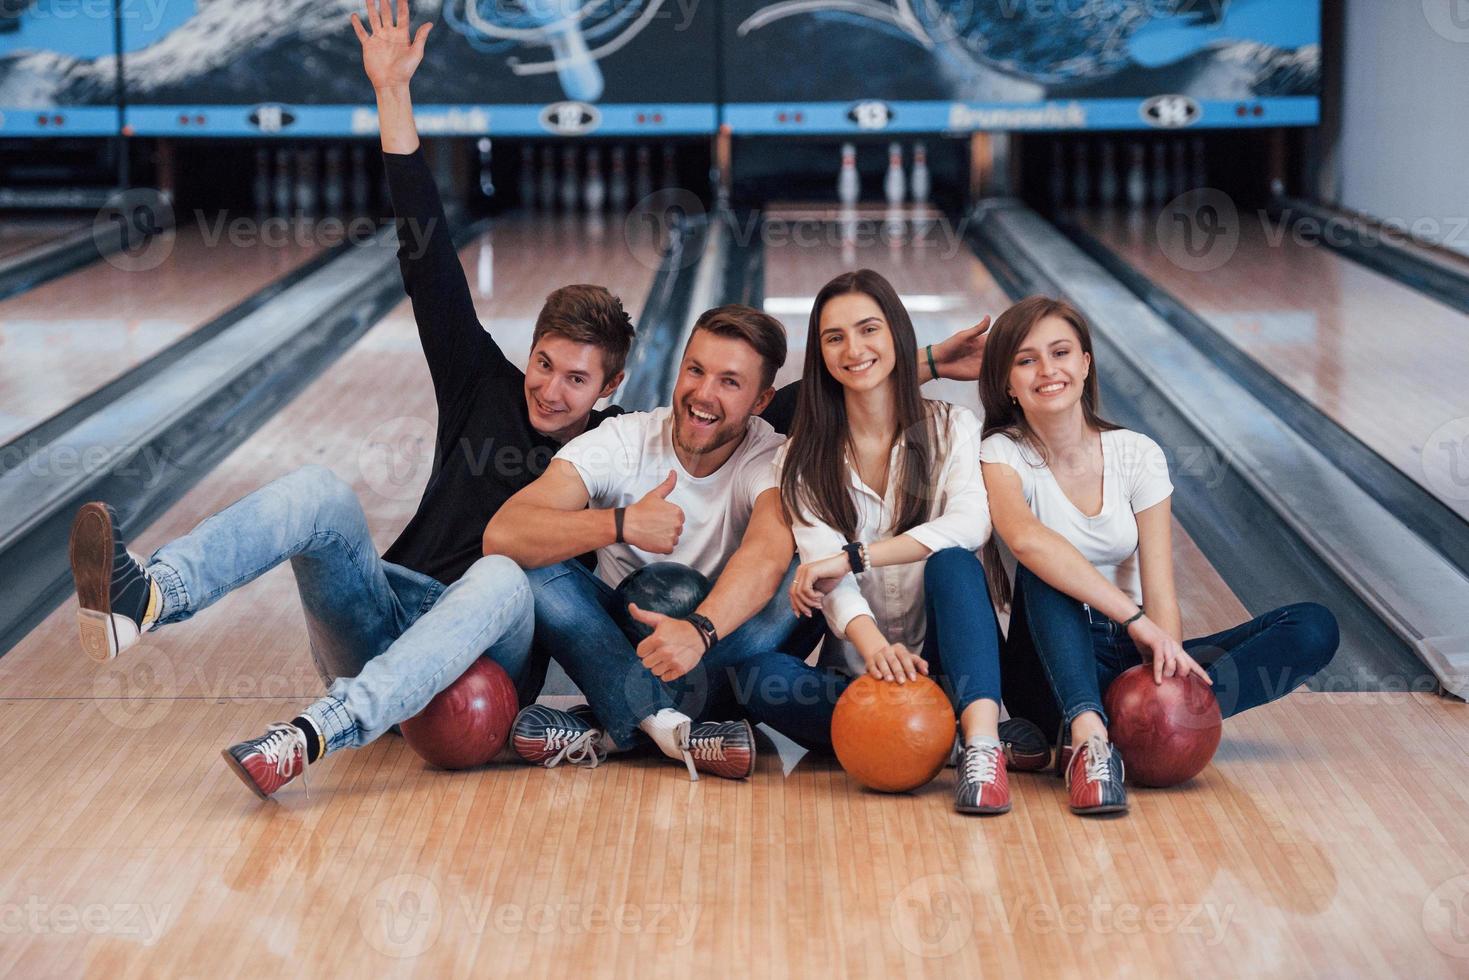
[780,269,942,539]
[978,295,1120,609]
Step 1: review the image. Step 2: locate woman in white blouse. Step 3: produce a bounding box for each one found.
[979,296,1339,817]
[733,269,1012,816]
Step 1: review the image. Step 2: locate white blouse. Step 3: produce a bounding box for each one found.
[778,402,992,677]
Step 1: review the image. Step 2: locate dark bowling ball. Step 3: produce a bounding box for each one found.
[1103,664,1222,787]
[612,561,711,642]
[400,656,518,770]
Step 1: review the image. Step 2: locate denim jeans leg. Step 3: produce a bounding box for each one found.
[1183,602,1339,718]
[1011,565,1110,732]
[733,649,852,751]
[921,548,1003,716]
[304,556,535,753]
[526,560,669,746]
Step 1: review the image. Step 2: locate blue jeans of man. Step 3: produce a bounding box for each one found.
[734,548,1004,750]
[1000,564,1340,736]
[144,464,535,754]
[524,557,824,746]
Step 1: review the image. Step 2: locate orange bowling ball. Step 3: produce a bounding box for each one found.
[831,674,956,793]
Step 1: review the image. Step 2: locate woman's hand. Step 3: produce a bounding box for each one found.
[789,553,851,617]
[351,0,433,92]
[1127,615,1212,686]
[859,641,929,684]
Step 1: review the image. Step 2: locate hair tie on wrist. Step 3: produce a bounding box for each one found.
[925,344,939,381]
[1120,607,1144,627]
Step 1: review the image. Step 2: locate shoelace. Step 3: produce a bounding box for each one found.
[1082,735,1113,785]
[541,728,605,769]
[257,723,309,795]
[962,744,1000,786]
[687,734,728,762]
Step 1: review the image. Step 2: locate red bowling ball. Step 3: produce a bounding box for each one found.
[400,657,519,771]
[1103,665,1222,787]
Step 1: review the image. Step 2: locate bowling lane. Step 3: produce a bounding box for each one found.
[0,221,327,446]
[0,214,89,261]
[762,206,1251,637]
[1079,209,1469,522]
[0,213,658,698]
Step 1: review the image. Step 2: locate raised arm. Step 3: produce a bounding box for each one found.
[353,0,507,404]
[633,488,796,681]
[483,461,685,569]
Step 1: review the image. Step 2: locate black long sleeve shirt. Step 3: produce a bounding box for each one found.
[379,149,619,585]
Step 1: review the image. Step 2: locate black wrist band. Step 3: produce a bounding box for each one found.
[843,542,865,575]
[685,612,718,652]
[925,344,939,381]
[614,507,626,544]
[1120,607,1144,627]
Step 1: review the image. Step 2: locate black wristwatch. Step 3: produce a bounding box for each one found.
[684,612,719,652]
[842,541,870,575]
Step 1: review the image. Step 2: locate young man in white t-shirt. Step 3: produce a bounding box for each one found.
[483,305,825,779]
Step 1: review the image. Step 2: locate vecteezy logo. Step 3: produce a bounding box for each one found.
[1421,417,1469,502]
[1423,0,1469,43]
[95,188,175,273]
[890,875,973,959]
[358,415,437,502]
[1141,94,1202,129]
[540,101,601,136]
[249,104,297,134]
[1423,874,1469,959]
[1156,188,1240,273]
[359,874,442,959]
[848,100,894,131]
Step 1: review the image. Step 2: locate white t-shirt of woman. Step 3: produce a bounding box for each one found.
[979,428,1173,607]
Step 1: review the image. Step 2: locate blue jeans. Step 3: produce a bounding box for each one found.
[1001,565,1340,736]
[145,465,535,754]
[734,548,1004,750]
[525,557,824,746]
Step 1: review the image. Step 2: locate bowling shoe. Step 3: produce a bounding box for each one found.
[512,705,607,769]
[998,717,1051,772]
[955,741,1011,815]
[221,723,309,801]
[1064,734,1128,816]
[681,720,757,780]
[69,502,159,662]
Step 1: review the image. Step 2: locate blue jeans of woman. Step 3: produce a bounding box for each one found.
[734,548,1003,750]
[1000,565,1339,737]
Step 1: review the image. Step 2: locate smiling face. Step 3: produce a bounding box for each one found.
[1007,314,1091,419]
[523,335,620,442]
[669,329,772,459]
[817,291,898,395]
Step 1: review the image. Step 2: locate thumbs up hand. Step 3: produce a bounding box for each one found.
[622,470,684,554]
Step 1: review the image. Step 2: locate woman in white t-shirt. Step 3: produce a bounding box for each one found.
[978,296,1338,818]
[734,268,1012,816]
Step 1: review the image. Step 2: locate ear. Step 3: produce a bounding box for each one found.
[752,385,776,417]
[599,372,624,399]
[1081,351,1091,380]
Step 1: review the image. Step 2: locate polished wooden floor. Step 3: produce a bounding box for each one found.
[3,210,1466,977]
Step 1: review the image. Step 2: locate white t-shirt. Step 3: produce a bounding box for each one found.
[979,428,1173,606]
[555,405,785,587]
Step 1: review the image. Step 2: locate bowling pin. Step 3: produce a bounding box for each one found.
[1150,142,1169,205]
[477,137,495,200]
[1125,142,1146,210]
[350,144,370,215]
[560,145,579,210]
[519,144,536,208]
[539,145,558,210]
[609,144,629,213]
[323,145,345,217]
[634,145,654,203]
[1049,141,1066,208]
[1072,141,1090,209]
[660,143,678,190]
[910,141,931,204]
[585,146,606,212]
[273,147,293,217]
[253,148,271,216]
[476,238,494,298]
[884,141,905,205]
[1098,140,1119,209]
[838,142,860,206]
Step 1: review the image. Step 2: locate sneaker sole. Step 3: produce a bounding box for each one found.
[70,503,118,663]
[220,749,272,801]
[1070,802,1129,816]
[956,801,1013,815]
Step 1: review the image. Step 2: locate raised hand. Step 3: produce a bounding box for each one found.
[929,315,992,382]
[622,470,684,554]
[351,0,433,92]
